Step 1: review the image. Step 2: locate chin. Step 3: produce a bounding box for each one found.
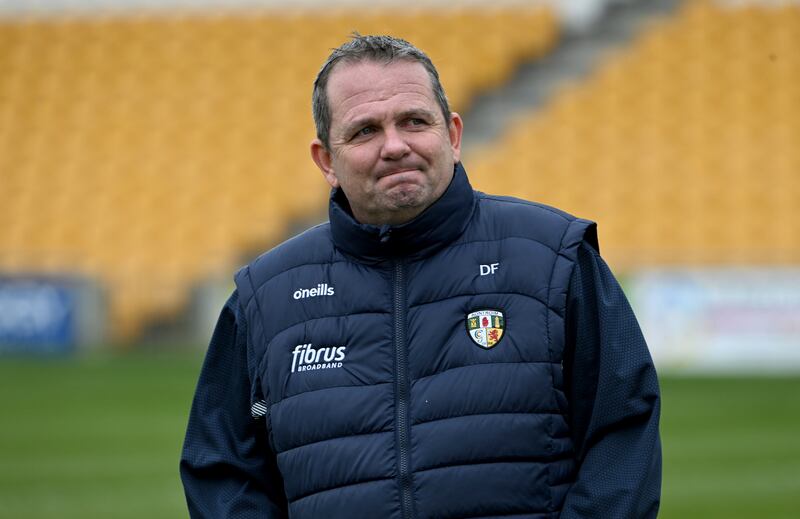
[386,185,428,208]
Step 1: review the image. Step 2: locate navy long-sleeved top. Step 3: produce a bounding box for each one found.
[180,240,661,518]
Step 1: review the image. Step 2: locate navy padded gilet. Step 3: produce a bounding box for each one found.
[235,164,597,519]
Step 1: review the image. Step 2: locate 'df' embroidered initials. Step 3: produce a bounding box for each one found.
[479,263,500,276]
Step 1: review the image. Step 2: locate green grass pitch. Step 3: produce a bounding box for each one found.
[1,354,798,518]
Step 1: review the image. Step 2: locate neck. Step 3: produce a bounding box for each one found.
[328,163,475,261]
[354,205,426,227]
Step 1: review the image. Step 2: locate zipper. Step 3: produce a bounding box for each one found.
[393,260,414,519]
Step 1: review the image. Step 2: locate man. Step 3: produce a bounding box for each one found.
[181,35,661,518]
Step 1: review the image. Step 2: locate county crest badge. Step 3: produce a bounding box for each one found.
[466,309,505,349]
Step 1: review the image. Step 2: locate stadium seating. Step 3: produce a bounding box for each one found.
[468,1,800,268]
[0,7,558,339]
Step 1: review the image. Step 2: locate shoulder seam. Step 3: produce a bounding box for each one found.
[477,193,574,222]
[446,234,560,256]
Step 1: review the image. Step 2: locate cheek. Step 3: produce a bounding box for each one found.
[332,160,371,195]
[416,134,452,160]
[337,151,375,179]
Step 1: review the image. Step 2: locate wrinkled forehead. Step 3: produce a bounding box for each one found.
[325,59,436,120]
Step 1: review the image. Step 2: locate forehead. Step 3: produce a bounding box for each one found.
[326,60,437,127]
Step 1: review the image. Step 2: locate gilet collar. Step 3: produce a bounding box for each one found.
[329,163,476,262]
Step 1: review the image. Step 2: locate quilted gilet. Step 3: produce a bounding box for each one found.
[235,164,597,519]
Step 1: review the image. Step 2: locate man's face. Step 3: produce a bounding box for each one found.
[311,60,463,226]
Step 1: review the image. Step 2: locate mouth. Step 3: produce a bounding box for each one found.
[377,167,421,180]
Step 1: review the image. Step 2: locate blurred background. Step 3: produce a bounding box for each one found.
[0,0,798,517]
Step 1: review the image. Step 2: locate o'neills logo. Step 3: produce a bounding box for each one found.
[293,283,335,300]
[291,343,346,373]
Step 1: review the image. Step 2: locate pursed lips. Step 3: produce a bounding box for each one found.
[376,167,422,180]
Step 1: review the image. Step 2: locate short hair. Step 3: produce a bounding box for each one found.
[312,33,451,149]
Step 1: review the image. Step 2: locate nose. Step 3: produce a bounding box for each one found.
[380,126,411,160]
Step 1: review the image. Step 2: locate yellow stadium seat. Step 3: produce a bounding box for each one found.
[0,6,559,340]
[469,1,800,268]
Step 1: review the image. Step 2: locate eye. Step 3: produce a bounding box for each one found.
[403,116,433,130]
[354,126,375,138]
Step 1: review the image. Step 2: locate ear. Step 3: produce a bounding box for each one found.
[310,138,339,189]
[448,112,464,163]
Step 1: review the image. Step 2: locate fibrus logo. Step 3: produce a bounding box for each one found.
[293,283,335,300]
[291,343,346,373]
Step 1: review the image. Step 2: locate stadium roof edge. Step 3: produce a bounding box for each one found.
[0,0,553,19]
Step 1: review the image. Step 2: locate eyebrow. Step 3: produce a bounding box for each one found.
[342,108,438,135]
[397,108,438,122]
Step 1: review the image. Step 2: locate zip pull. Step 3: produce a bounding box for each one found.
[378,224,393,244]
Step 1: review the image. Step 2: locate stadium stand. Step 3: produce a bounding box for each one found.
[468,0,800,268]
[0,6,558,339]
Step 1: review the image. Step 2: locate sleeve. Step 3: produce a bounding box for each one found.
[559,241,662,518]
[180,290,288,518]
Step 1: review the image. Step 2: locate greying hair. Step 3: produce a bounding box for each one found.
[312,33,451,149]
